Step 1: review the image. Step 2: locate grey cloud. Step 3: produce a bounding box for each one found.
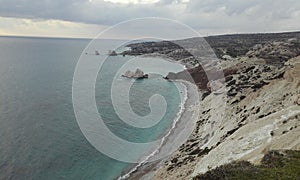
[0,0,175,25]
[186,0,300,18]
[181,0,300,33]
[155,0,176,5]
[0,0,299,34]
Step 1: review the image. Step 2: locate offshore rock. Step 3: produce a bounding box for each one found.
[122,68,149,79]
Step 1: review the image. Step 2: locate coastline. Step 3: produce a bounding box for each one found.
[118,80,200,180]
[106,33,299,179]
[140,54,188,69]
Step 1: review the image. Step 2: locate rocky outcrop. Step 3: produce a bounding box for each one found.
[122,68,148,79]
[165,66,238,93]
[152,55,300,180]
[245,40,300,65]
[152,51,300,180]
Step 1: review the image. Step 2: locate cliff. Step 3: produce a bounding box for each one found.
[151,33,300,179]
[123,31,300,179]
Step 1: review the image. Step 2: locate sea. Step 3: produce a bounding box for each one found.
[0,36,186,180]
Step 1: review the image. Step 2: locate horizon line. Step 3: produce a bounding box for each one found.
[1,30,299,40]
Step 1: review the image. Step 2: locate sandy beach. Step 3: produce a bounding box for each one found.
[119,80,200,180]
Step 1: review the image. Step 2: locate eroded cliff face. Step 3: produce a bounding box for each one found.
[152,57,300,180]
[153,55,300,179]
[122,32,300,179]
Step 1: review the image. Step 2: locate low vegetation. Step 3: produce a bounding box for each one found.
[193,150,300,180]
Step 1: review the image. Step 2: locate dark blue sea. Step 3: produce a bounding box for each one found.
[0,36,185,179]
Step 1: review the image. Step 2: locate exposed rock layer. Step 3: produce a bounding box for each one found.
[123,32,300,179]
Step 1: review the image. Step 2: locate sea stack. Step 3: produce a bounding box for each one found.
[122,68,148,79]
[108,50,118,56]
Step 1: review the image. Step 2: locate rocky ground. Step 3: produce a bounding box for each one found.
[123,31,300,179]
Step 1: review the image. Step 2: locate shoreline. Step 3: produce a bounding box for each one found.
[118,80,200,179]
[139,54,188,69]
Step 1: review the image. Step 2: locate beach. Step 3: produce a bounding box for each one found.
[119,80,200,179]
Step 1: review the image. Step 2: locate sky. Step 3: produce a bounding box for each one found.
[0,0,299,38]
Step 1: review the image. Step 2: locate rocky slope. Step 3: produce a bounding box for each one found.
[123,32,300,179]
[152,55,300,179]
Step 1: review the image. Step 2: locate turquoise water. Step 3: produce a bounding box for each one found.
[0,36,184,179]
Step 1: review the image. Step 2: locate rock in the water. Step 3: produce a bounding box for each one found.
[124,70,134,77]
[108,50,118,56]
[122,68,148,79]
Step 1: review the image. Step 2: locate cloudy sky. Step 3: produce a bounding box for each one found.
[0,0,299,38]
